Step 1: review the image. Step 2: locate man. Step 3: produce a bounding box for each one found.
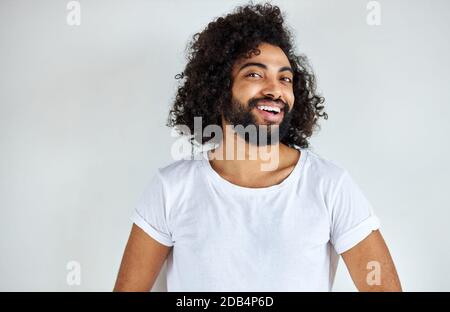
[114,3,402,292]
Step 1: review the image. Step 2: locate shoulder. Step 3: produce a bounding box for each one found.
[303,149,374,214]
[302,148,349,186]
[156,153,205,185]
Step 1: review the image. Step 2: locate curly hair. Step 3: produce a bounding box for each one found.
[167,2,328,149]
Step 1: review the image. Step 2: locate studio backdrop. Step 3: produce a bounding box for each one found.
[1,0,449,291]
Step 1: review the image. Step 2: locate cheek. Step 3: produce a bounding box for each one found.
[286,90,295,107]
[289,95,295,106]
[232,82,260,101]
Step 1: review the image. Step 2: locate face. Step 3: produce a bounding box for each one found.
[223,43,295,146]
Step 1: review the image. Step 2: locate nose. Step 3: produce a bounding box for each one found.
[261,78,282,101]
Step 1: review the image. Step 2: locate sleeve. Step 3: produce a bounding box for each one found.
[129,170,174,247]
[329,170,380,254]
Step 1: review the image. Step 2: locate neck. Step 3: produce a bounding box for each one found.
[207,122,289,175]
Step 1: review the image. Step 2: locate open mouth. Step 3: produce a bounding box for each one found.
[256,105,281,115]
[254,105,284,123]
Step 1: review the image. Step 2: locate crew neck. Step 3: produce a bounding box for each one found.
[200,145,308,195]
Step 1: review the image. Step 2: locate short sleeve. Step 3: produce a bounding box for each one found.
[329,170,380,254]
[130,170,174,247]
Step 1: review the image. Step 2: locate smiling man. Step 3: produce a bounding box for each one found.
[114,3,402,292]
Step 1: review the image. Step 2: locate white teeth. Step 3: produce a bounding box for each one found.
[257,105,281,113]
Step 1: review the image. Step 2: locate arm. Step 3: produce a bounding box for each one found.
[113,223,172,292]
[341,229,402,292]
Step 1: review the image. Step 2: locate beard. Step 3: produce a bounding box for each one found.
[222,96,293,146]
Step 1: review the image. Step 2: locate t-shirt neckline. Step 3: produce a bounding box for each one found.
[200,145,308,195]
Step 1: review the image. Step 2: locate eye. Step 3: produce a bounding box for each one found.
[281,77,292,83]
[246,72,262,78]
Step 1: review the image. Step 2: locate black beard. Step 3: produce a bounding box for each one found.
[222,96,293,146]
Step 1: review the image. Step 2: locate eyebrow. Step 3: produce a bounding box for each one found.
[238,62,293,75]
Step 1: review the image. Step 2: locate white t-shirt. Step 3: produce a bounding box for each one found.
[130,146,380,291]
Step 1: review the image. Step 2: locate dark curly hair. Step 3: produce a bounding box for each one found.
[167,2,328,149]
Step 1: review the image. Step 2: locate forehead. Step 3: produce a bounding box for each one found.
[232,43,291,71]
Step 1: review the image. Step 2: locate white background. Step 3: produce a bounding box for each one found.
[1,0,449,291]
